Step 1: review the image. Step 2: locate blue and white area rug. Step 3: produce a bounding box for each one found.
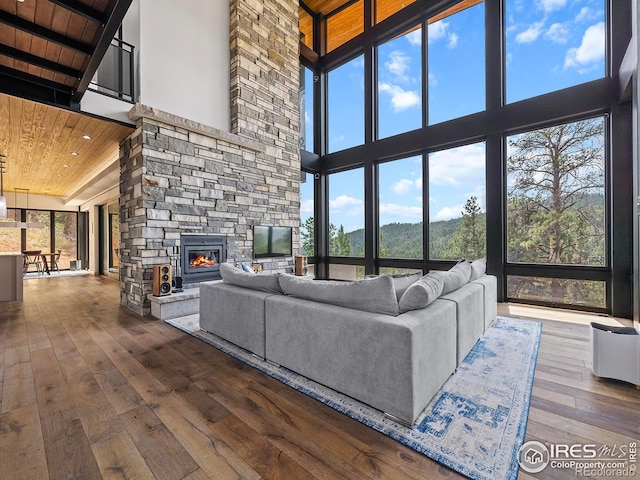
[166,315,541,480]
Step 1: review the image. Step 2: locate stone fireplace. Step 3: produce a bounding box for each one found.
[180,234,227,285]
[117,0,300,315]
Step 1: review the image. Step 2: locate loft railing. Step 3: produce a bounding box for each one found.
[89,37,135,102]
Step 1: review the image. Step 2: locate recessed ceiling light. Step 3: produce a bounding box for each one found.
[71,152,79,156]
[62,164,69,168]
[56,173,64,177]
[82,135,92,140]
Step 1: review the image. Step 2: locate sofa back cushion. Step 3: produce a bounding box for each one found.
[439,261,472,295]
[278,274,400,316]
[220,263,282,294]
[398,272,444,313]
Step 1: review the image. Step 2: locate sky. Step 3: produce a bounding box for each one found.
[301,0,605,233]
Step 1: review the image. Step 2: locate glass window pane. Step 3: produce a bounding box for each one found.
[376,0,416,24]
[299,7,314,50]
[54,212,77,270]
[300,66,314,152]
[26,211,50,252]
[329,264,365,281]
[327,0,364,53]
[0,209,21,252]
[377,26,423,139]
[328,56,364,153]
[299,173,315,257]
[429,142,486,260]
[379,267,422,275]
[506,118,605,266]
[507,275,605,309]
[378,156,423,258]
[428,1,485,125]
[505,0,605,104]
[329,168,364,257]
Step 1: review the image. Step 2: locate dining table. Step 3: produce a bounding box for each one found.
[38,252,58,275]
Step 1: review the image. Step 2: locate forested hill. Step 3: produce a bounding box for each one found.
[345,218,462,258]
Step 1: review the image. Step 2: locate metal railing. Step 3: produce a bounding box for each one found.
[89,37,135,102]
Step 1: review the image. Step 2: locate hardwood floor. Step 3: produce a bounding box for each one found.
[0,276,638,479]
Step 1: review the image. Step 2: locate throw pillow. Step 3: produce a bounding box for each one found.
[440,261,472,294]
[278,274,400,316]
[240,262,255,274]
[469,258,486,281]
[220,262,281,293]
[390,272,422,302]
[398,272,444,313]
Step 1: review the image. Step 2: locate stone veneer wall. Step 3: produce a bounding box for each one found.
[119,0,299,315]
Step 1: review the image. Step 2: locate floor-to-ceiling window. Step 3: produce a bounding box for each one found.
[299,0,631,316]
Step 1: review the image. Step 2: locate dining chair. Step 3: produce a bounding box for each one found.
[23,250,43,275]
[51,249,61,273]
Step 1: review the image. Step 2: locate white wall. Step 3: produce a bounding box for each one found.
[138,0,230,131]
[80,185,119,275]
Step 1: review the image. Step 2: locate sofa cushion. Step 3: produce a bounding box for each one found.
[220,262,282,293]
[398,272,444,313]
[278,274,400,316]
[469,258,486,281]
[438,261,472,295]
[366,272,422,301]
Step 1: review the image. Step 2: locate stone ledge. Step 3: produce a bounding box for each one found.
[148,286,215,320]
[128,104,265,153]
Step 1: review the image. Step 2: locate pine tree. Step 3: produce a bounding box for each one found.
[450,196,486,260]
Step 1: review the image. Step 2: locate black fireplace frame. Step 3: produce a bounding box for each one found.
[180,234,227,284]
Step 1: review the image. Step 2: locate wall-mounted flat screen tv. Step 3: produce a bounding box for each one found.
[253,225,293,258]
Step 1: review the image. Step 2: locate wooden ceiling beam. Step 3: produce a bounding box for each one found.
[48,0,108,25]
[0,44,81,79]
[0,10,92,56]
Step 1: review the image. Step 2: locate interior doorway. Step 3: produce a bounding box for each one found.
[100,201,120,279]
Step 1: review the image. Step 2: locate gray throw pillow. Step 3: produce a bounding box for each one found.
[278,274,400,316]
[398,272,444,313]
[469,259,486,281]
[220,262,281,293]
[390,272,422,302]
[440,261,472,294]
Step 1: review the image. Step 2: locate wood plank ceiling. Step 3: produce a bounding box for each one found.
[300,0,483,53]
[0,0,134,204]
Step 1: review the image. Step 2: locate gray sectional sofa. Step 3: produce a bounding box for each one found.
[199,260,497,426]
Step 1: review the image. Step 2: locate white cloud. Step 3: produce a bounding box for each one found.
[516,21,545,43]
[576,7,593,22]
[429,143,485,187]
[380,203,423,219]
[406,29,421,46]
[564,22,604,71]
[538,0,566,13]
[545,23,569,44]
[300,198,314,215]
[434,205,464,221]
[447,33,459,49]
[428,21,449,44]
[428,20,458,49]
[379,83,421,112]
[330,195,363,217]
[392,178,420,195]
[386,50,411,78]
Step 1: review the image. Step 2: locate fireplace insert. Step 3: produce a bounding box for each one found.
[180,234,227,285]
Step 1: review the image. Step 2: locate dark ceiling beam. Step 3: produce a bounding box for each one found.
[48,0,107,24]
[0,44,81,79]
[0,64,75,109]
[0,10,92,55]
[72,0,133,103]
